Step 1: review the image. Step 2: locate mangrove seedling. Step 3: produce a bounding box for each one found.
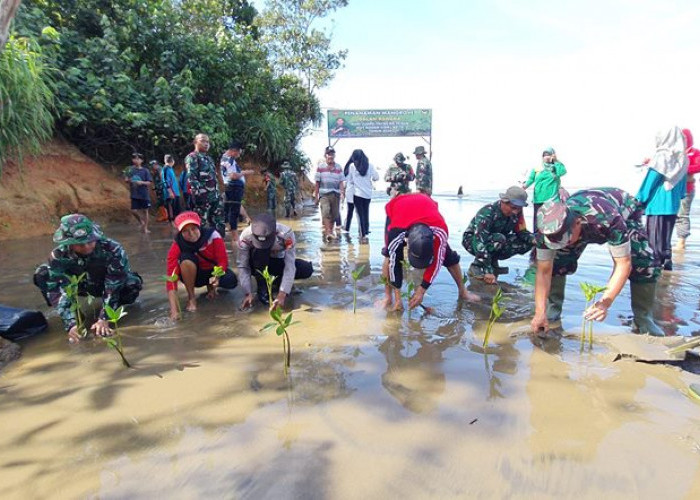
[579,282,607,349]
[482,287,504,348]
[160,270,181,315]
[351,264,366,313]
[401,281,416,319]
[65,273,87,337]
[257,266,278,310]
[103,305,131,368]
[212,265,225,279]
[261,306,299,374]
[380,275,432,314]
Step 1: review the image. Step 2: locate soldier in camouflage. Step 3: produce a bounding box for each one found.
[413,145,433,196]
[33,214,142,343]
[384,152,415,197]
[280,161,298,217]
[532,187,663,336]
[185,133,226,236]
[462,186,534,284]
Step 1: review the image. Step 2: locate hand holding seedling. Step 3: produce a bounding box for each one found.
[91,318,114,337]
[271,291,287,309]
[584,297,611,322]
[408,285,426,310]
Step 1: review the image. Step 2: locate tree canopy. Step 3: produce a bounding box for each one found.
[8,0,347,170]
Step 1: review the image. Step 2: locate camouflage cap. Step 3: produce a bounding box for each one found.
[53,214,103,247]
[394,152,406,163]
[537,200,574,250]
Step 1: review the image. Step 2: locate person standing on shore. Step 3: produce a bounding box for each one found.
[280,161,298,218]
[523,147,567,231]
[238,213,313,309]
[264,169,278,214]
[462,186,534,284]
[220,141,254,245]
[636,126,688,271]
[384,152,415,198]
[674,128,700,251]
[379,193,480,310]
[414,146,433,196]
[530,187,663,336]
[315,146,345,242]
[33,214,143,343]
[344,149,379,240]
[186,133,226,237]
[162,154,181,224]
[124,152,152,233]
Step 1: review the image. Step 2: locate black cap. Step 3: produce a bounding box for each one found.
[325,146,336,154]
[228,140,243,150]
[132,152,144,159]
[250,213,277,249]
[406,224,434,269]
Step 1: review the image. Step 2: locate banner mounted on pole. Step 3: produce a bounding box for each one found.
[327,109,432,139]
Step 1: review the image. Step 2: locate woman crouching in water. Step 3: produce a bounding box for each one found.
[166,211,237,320]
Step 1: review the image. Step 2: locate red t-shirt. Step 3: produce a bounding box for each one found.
[165,230,228,291]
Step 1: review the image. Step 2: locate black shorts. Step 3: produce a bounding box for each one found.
[443,244,460,267]
[225,185,245,230]
[131,198,150,210]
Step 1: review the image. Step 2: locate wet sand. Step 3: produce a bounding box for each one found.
[1,193,700,498]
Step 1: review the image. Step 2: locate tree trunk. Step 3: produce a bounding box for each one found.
[0,0,22,51]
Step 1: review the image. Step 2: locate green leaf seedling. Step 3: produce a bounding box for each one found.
[579,282,607,350]
[351,264,366,313]
[160,270,181,315]
[104,305,131,368]
[483,287,505,348]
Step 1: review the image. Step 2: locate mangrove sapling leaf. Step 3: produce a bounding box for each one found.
[351,264,366,313]
[259,303,298,374]
[65,273,87,337]
[483,287,505,348]
[103,305,131,368]
[257,266,278,311]
[212,265,225,279]
[579,282,607,350]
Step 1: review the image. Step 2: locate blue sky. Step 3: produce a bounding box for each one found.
[261,0,700,192]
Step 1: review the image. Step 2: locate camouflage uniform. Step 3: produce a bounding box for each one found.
[33,215,142,332]
[536,188,662,334]
[384,153,415,197]
[186,151,225,236]
[151,164,166,207]
[265,173,277,212]
[462,201,534,274]
[536,188,660,283]
[280,166,298,217]
[415,156,433,196]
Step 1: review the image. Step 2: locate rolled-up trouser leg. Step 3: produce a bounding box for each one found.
[546,274,566,322]
[630,281,664,336]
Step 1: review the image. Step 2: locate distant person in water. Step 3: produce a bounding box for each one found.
[384,152,415,198]
[33,214,143,343]
[162,154,181,224]
[380,193,479,310]
[344,149,379,240]
[675,128,700,251]
[238,213,313,309]
[165,211,237,321]
[457,186,463,196]
[462,186,534,284]
[413,146,433,196]
[124,152,152,233]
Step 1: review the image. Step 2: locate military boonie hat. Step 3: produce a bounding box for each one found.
[251,213,277,249]
[537,200,574,249]
[499,185,529,207]
[413,146,427,155]
[394,152,406,163]
[406,223,434,269]
[53,214,103,246]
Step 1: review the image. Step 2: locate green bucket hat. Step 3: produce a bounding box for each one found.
[413,146,427,155]
[53,214,103,246]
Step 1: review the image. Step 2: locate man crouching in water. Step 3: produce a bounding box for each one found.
[34,214,143,343]
[379,193,480,310]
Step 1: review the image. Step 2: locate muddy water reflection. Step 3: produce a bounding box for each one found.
[1,195,700,497]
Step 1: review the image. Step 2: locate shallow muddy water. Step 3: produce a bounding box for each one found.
[1,193,700,498]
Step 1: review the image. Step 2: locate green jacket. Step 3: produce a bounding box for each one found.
[524,161,566,203]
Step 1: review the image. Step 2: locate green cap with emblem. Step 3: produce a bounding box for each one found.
[53,214,103,246]
[537,200,574,250]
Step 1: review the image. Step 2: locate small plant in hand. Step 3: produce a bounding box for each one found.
[103,305,131,368]
[579,282,607,350]
[211,265,225,279]
[65,273,87,337]
[482,287,504,348]
[380,275,432,314]
[160,270,181,315]
[351,264,366,313]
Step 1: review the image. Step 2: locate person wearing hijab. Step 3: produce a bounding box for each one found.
[344,149,379,240]
[523,147,567,232]
[636,126,689,271]
[674,128,700,251]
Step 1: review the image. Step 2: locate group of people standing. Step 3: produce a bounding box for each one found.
[30,126,698,344]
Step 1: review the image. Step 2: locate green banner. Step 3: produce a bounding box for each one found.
[327,109,432,138]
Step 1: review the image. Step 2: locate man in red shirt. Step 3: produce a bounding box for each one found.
[675,128,700,250]
[380,193,480,310]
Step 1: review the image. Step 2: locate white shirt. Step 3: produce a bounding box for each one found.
[348,163,379,199]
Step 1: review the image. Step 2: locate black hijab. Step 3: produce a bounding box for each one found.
[175,226,215,255]
[344,149,369,177]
